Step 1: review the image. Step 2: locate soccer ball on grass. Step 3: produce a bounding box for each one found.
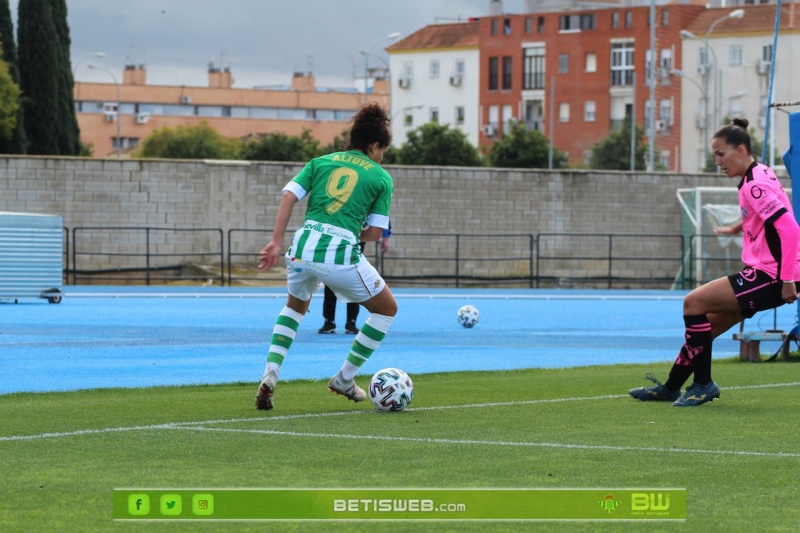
[457,305,480,328]
[368,368,414,412]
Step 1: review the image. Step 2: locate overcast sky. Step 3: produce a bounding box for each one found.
[12,0,529,89]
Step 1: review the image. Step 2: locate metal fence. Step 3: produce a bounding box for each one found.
[55,226,730,289]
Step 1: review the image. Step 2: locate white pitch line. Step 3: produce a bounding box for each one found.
[2,381,799,444]
[172,426,800,458]
[62,291,686,301]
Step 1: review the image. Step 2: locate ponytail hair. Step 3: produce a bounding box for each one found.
[713,118,752,155]
[347,103,392,152]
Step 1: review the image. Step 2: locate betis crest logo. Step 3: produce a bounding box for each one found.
[598,494,620,514]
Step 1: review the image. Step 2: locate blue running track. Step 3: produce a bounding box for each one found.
[1,287,796,395]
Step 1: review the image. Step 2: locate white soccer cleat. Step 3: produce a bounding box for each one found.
[255,370,278,410]
[327,372,366,402]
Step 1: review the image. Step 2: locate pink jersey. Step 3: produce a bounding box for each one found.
[738,162,800,280]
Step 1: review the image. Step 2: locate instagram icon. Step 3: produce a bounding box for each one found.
[192,494,214,516]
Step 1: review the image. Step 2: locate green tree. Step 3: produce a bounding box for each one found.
[240,129,320,162]
[589,115,647,171]
[0,56,20,142]
[135,122,240,160]
[0,0,25,153]
[17,0,79,155]
[489,121,567,169]
[397,122,482,166]
[51,0,80,155]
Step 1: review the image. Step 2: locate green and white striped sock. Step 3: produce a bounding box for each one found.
[264,306,304,375]
[341,313,394,380]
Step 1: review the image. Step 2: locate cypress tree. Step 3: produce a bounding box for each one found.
[17,0,79,155]
[51,0,80,155]
[0,0,26,153]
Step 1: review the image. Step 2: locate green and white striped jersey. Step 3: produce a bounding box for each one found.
[283,150,393,265]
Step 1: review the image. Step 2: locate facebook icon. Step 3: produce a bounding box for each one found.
[128,494,150,515]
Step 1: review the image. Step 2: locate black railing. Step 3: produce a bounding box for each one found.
[61,227,692,289]
[69,227,223,286]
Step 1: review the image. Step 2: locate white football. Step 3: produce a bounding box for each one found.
[368,368,414,412]
[457,305,480,328]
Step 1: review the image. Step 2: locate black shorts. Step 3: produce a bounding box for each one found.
[728,267,796,318]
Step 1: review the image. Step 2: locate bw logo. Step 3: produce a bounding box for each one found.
[631,493,670,511]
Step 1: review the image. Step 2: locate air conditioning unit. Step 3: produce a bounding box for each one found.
[181,95,192,104]
[136,112,150,124]
[658,67,670,80]
[482,124,497,137]
[756,59,771,75]
[104,112,117,123]
[449,75,462,87]
[398,77,411,89]
[697,64,708,77]
[654,119,667,132]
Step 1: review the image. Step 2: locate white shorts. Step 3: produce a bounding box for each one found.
[285,253,386,303]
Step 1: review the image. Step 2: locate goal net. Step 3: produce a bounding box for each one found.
[675,187,742,289]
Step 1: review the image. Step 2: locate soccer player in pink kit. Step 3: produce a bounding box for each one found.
[630,118,800,406]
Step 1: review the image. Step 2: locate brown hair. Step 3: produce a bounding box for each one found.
[713,118,752,155]
[347,103,392,152]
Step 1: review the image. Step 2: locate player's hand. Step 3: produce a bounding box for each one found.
[380,237,390,253]
[782,282,798,303]
[258,241,282,272]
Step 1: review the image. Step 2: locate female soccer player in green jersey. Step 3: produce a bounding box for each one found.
[255,103,397,410]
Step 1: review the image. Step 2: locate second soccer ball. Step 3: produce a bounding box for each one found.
[457,305,480,328]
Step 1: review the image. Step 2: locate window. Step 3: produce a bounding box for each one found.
[455,106,465,125]
[611,41,634,86]
[537,16,544,33]
[525,17,532,34]
[502,104,513,133]
[660,48,672,78]
[730,45,742,67]
[504,18,511,35]
[625,11,633,28]
[584,101,596,122]
[430,107,439,123]
[660,150,670,170]
[429,60,440,79]
[502,56,513,90]
[585,52,597,72]
[491,19,498,35]
[560,14,595,31]
[558,53,570,74]
[612,12,619,29]
[645,49,654,85]
[559,102,570,122]
[523,45,545,89]
[662,9,669,27]
[489,57,499,90]
[403,109,415,126]
[659,98,672,125]
[488,104,499,129]
[729,97,744,118]
[762,43,773,63]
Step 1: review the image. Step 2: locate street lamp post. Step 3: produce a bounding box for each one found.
[72,52,106,76]
[362,32,401,103]
[672,69,709,169]
[681,9,745,140]
[88,64,121,159]
[391,103,424,125]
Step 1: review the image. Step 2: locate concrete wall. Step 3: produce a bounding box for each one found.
[0,156,735,287]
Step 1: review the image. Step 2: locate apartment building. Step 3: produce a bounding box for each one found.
[387,22,481,147]
[74,67,389,158]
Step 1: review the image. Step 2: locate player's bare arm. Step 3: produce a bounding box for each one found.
[258,192,298,271]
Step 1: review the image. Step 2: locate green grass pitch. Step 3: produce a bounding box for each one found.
[2,360,799,532]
